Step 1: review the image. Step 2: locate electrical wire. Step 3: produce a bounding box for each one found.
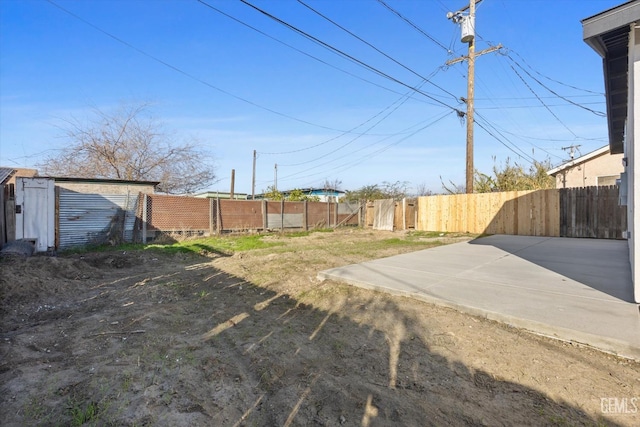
[507,49,604,95]
[505,59,579,138]
[259,82,422,156]
[274,111,453,184]
[239,0,463,114]
[269,110,448,183]
[474,112,538,163]
[196,0,425,103]
[477,101,604,109]
[278,82,422,166]
[45,0,376,135]
[475,112,563,160]
[376,0,450,52]
[504,53,606,117]
[200,0,457,160]
[474,32,606,116]
[297,0,460,102]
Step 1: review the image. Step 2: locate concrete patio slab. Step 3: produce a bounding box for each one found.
[318,235,640,360]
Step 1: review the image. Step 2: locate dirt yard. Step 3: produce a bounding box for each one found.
[1,229,638,426]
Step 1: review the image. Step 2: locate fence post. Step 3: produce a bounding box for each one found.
[209,198,215,236]
[303,200,308,231]
[281,199,285,231]
[326,200,330,228]
[142,194,148,244]
[402,198,407,231]
[216,197,221,234]
[262,200,268,230]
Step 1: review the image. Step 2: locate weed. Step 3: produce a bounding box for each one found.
[162,393,173,405]
[283,228,334,238]
[405,230,447,239]
[121,371,133,392]
[162,280,181,290]
[147,234,283,255]
[69,401,99,426]
[23,396,46,421]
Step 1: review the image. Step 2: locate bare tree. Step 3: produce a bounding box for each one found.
[414,182,433,197]
[39,103,216,194]
[440,176,466,194]
[321,178,342,191]
[344,181,409,201]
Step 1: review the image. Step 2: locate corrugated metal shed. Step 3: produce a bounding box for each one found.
[58,191,139,250]
[0,168,15,185]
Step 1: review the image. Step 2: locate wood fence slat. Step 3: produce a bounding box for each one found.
[414,187,619,240]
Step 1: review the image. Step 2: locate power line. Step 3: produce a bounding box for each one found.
[297,0,460,102]
[504,53,606,117]
[239,0,463,114]
[506,59,579,138]
[195,0,422,103]
[477,101,604,109]
[475,95,603,100]
[506,49,604,95]
[278,82,422,166]
[475,113,564,160]
[44,0,373,135]
[197,0,457,163]
[259,80,426,156]
[490,127,606,143]
[474,112,538,163]
[274,111,453,185]
[376,0,451,52]
[270,111,450,183]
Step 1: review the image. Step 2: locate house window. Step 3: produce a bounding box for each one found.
[597,175,619,186]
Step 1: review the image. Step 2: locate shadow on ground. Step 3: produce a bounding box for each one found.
[0,250,624,426]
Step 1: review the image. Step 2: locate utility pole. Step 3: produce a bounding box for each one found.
[274,163,278,191]
[561,145,581,160]
[230,169,235,200]
[252,150,256,199]
[465,0,476,195]
[446,0,501,194]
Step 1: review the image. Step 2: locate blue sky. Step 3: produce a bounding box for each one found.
[0,0,622,194]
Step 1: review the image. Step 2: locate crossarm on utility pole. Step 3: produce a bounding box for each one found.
[454,0,483,14]
[445,44,502,66]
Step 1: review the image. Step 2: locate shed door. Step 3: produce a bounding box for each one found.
[15,178,55,252]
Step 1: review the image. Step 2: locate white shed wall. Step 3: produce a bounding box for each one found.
[15,177,55,252]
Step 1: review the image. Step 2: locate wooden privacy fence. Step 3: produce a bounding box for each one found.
[417,190,560,236]
[415,186,626,239]
[135,194,361,242]
[365,199,416,231]
[559,186,626,239]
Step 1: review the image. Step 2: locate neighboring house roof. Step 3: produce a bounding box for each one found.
[193,191,248,199]
[299,188,345,194]
[49,177,160,186]
[582,0,640,154]
[252,188,345,200]
[547,146,612,176]
[0,167,15,185]
[0,167,38,184]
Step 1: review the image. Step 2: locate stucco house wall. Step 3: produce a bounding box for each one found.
[549,147,624,188]
[630,23,639,302]
[583,1,640,302]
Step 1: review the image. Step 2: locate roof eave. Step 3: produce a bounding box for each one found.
[582,1,640,155]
